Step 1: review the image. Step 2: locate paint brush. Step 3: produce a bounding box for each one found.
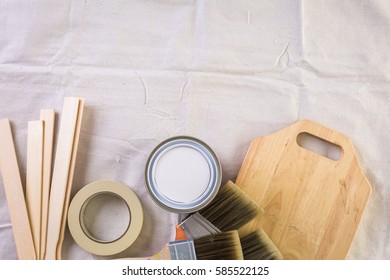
[121,230,243,260]
[177,180,263,239]
[240,228,283,260]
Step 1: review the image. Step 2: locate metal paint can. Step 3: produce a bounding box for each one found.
[145,136,222,213]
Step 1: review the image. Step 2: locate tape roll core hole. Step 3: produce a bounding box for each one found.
[79,192,131,243]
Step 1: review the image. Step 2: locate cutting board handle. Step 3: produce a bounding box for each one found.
[291,120,354,161]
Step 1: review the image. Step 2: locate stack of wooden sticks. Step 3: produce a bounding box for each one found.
[0,97,84,260]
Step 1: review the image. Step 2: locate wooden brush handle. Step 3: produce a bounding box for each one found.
[116,245,171,260]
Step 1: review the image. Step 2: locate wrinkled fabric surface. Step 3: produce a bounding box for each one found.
[1,0,389,259]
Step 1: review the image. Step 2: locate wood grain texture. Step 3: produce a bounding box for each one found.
[40,109,55,260]
[26,120,44,259]
[236,120,372,260]
[0,118,36,260]
[56,98,84,260]
[119,245,171,260]
[45,97,82,260]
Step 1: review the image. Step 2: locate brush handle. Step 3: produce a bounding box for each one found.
[175,225,188,240]
[149,245,171,260]
[116,245,171,260]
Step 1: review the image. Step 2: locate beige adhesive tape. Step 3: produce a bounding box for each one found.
[67,180,143,256]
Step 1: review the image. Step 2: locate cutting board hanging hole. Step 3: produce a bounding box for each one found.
[296,132,342,161]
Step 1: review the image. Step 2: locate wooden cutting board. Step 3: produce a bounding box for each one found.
[236,120,372,259]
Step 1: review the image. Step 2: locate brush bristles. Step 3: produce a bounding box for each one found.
[198,180,263,231]
[194,230,244,260]
[241,229,283,260]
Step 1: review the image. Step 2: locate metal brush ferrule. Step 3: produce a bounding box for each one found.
[169,239,197,260]
[179,212,221,239]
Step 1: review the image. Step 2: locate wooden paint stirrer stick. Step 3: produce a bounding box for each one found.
[0,118,36,260]
[40,109,55,260]
[25,120,44,259]
[45,97,84,260]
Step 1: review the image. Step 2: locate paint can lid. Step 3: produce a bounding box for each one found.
[145,136,222,213]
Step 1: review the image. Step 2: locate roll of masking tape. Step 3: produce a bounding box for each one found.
[67,180,143,256]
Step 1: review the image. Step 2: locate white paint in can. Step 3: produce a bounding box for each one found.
[146,136,221,213]
[154,146,211,203]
